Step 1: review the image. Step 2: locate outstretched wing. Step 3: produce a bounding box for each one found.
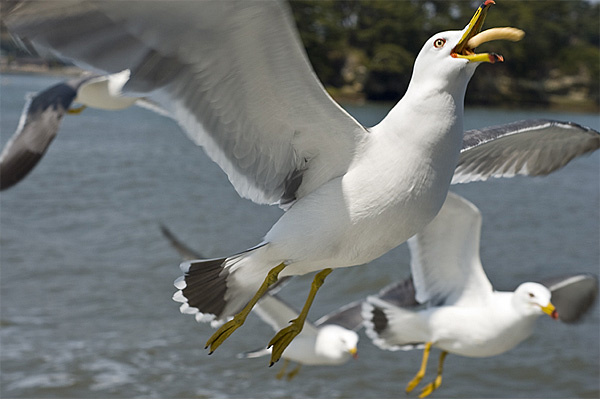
[314,300,364,331]
[1,71,167,191]
[315,277,420,331]
[159,225,202,261]
[0,77,87,190]
[6,1,367,207]
[453,119,599,184]
[408,192,494,306]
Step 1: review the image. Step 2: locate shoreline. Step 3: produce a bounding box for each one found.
[2,63,597,113]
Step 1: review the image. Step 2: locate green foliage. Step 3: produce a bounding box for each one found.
[290,0,599,108]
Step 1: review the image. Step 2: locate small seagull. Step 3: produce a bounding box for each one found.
[240,294,361,380]
[361,192,598,398]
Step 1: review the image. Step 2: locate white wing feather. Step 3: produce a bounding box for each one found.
[408,192,493,306]
[454,120,599,184]
[6,0,367,206]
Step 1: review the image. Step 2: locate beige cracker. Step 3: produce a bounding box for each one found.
[468,27,525,48]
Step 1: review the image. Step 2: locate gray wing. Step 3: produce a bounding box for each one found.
[160,225,202,261]
[453,119,600,184]
[0,77,89,190]
[376,277,420,308]
[313,300,364,331]
[6,0,367,207]
[1,71,169,191]
[538,273,598,323]
[314,277,420,331]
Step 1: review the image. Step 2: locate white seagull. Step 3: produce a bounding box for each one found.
[244,295,360,380]
[361,192,598,398]
[5,0,595,364]
[160,225,360,380]
[0,70,168,190]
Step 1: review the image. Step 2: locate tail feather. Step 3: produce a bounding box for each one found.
[237,347,271,359]
[361,297,426,352]
[173,243,280,327]
[173,257,230,325]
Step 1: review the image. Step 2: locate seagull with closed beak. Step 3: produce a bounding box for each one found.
[362,192,598,397]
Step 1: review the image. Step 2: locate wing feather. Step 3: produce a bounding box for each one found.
[454,120,600,184]
[408,192,493,305]
[6,0,367,206]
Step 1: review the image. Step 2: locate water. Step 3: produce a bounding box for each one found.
[0,74,598,398]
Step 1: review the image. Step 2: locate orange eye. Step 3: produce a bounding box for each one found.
[433,38,446,48]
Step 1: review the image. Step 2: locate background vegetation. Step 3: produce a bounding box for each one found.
[290,0,599,109]
[1,0,598,110]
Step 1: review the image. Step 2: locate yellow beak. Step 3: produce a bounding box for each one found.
[451,0,524,64]
[349,347,358,359]
[541,302,559,320]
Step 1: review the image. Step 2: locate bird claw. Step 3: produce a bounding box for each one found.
[406,375,424,394]
[418,379,441,398]
[205,315,245,354]
[67,105,86,114]
[268,319,303,365]
[418,385,433,398]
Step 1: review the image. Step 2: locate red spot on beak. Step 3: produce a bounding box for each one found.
[489,53,504,63]
[551,309,559,320]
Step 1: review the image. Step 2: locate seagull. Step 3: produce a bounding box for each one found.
[243,295,360,380]
[3,0,592,365]
[361,192,598,398]
[161,224,361,380]
[0,70,168,190]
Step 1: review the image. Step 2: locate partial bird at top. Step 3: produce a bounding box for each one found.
[4,0,596,365]
[0,70,168,190]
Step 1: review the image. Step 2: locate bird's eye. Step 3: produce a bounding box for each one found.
[433,38,446,48]
[528,293,535,298]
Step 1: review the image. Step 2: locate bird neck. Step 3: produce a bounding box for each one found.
[375,84,465,152]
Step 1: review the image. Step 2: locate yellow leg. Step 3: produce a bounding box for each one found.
[67,105,87,114]
[419,351,448,398]
[275,359,290,380]
[286,363,302,380]
[205,263,286,354]
[268,268,333,366]
[406,342,433,393]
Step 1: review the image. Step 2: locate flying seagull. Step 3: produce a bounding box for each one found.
[161,224,361,380]
[361,192,598,398]
[0,70,168,190]
[242,295,360,380]
[3,0,592,364]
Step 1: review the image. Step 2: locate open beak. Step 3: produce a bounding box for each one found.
[349,347,358,359]
[541,302,559,320]
[452,0,524,64]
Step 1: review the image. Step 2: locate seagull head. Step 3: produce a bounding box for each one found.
[315,325,359,361]
[410,1,523,92]
[513,282,559,319]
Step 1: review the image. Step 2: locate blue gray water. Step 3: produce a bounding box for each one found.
[1,74,598,398]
